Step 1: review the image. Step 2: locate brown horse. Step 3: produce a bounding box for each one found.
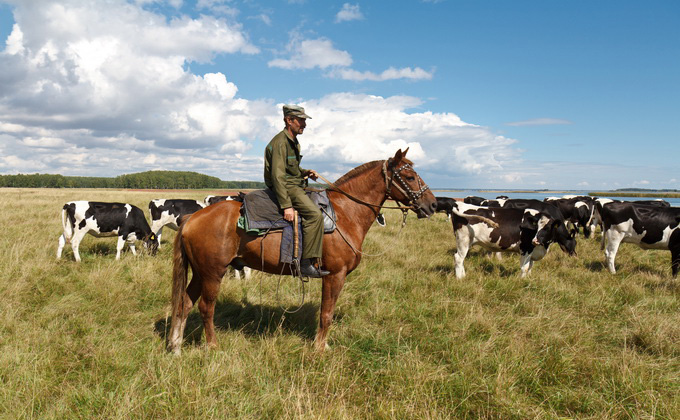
[166,149,437,353]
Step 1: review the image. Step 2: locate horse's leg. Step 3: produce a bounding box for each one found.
[315,271,346,351]
[167,271,203,353]
[197,274,223,349]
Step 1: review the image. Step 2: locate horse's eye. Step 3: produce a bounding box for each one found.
[406,176,416,181]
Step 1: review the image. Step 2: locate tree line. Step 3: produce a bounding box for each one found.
[0,171,266,190]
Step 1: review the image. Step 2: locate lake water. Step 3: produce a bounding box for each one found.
[433,190,680,207]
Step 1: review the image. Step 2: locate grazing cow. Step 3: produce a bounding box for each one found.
[488,198,569,225]
[149,199,205,248]
[203,193,245,207]
[600,202,680,276]
[463,195,487,206]
[57,201,158,262]
[544,196,596,238]
[449,202,577,278]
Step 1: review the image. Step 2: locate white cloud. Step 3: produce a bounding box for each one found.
[269,36,433,82]
[284,92,520,183]
[336,3,364,23]
[505,118,573,126]
[330,66,433,81]
[268,38,352,70]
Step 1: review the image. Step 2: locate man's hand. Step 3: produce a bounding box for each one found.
[305,169,320,180]
[283,207,295,222]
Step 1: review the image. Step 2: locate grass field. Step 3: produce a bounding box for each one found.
[1,188,679,419]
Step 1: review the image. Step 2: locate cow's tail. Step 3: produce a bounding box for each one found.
[168,222,189,352]
[61,204,74,243]
[451,208,499,228]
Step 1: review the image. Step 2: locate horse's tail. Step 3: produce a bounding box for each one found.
[168,221,189,352]
[451,207,499,228]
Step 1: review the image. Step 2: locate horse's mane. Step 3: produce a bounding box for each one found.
[333,157,413,186]
[334,160,382,186]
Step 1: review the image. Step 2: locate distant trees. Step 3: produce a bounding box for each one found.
[0,171,267,190]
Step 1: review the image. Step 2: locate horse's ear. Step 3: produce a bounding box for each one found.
[393,147,409,164]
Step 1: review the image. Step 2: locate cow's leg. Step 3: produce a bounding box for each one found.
[70,229,89,262]
[115,236,127,260]
[671,247,680,278]
[156,227,164,249]
[604,230,624,274]
[57,234,66,259]
[453,230,470,279]
[600,227,607,250]
[128,238,138,257]
[519,253,533,277]
[315,271,347,351]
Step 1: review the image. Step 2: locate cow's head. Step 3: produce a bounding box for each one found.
[534,216,577,256]
[143,233,159,256]
[525,213,577,256]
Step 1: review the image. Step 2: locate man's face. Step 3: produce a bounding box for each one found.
[287,116,306,136]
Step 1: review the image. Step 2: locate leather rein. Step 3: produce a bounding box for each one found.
[315,160,431,215]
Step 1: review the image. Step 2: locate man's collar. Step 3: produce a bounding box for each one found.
[283,129,298,143]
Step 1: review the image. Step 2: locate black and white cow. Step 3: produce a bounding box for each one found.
[203,193,245,207]
[449,202,577,278]
[601,201,680,276]
[57,201,158,262]
[463,195,487,206]
[544,196,596,238]
[149,199,205,248]
[435,196,458,219]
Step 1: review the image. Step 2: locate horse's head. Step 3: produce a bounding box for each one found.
[384,148,437,218]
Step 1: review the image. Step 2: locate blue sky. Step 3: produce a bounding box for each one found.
[0,0,678,190]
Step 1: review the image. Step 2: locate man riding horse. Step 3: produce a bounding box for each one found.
[264,104,330,278]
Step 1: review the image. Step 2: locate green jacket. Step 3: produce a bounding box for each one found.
[264,129,308,209]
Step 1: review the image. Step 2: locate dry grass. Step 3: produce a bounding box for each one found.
[1,188,679,419]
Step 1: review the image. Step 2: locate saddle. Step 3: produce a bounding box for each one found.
[238,188,337,264]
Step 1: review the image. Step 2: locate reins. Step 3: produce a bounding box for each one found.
[313,160,428,213]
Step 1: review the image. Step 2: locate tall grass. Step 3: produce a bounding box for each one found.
[1,188,678,419]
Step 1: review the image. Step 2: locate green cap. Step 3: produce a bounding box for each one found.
[283,104,311,119]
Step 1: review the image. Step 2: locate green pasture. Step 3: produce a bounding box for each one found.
[1,188,678,419]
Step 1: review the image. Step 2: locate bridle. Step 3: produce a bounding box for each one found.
[316,159,430,214]
[382,160,431,209]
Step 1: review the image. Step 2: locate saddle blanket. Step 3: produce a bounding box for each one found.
[239,188,337,264]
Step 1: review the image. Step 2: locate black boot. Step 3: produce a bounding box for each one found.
[300,258,330,278]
